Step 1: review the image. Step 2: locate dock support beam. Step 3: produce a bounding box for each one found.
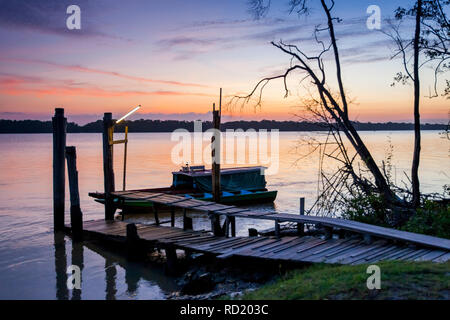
[297,197,305,236]
[52,108,66,232]
[102,113,115,220]
[230,216,236,237]
[153,205,160,225]
[183,209,193,230]
[165,247,178,275]
[211,102,221,203]
[248,228,258,237]
[170,207,175,227]
[66,146,83,242]
[274,220,280,238]
[126,223,145,260]
[210,212,222,236]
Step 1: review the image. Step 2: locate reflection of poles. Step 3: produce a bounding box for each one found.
[105,258,117,300]
[125,263,140,295]
[54,232,68,300]
[71,242,84,300]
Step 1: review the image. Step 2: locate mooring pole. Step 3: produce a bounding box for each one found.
[102,113,116,220]
[66,146,83,241]
[211,102,221,203]
[52,108,66,232]
[297,197,305,236]
[122,126,128,191]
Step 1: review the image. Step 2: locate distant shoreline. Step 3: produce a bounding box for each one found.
[0,119,447,134]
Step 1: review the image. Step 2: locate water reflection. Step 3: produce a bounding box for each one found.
[71,242,84,300]
[53,232,68,300]
[105,258,117,300]
[1,132,447,299]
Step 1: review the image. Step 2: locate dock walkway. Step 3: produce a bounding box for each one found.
[112,191,450,251]
[78,219,450,265]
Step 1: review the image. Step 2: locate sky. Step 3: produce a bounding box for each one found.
[0,0,448,124]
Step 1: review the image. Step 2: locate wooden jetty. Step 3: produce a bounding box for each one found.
[53,108,449,273]
[72,219,449,267]
[63,190,450,268]
[111,190,450,251]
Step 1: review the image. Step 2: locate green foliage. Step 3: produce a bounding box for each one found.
[236,261,450,300]
[402,201,450,239]
[342,194,390,227]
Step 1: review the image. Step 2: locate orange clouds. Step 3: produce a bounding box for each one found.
[0,58,209,88]
[0,74,213,98]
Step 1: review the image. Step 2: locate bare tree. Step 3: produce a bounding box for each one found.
[234,0,404,216]
[386,0,449,208]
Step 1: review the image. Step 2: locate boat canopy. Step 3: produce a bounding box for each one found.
[172,166,267,192]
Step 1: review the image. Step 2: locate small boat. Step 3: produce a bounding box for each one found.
[89,165,277,213]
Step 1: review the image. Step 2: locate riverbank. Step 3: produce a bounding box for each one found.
[232,261,450,300]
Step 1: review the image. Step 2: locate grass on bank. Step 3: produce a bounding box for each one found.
[237,261,449,300]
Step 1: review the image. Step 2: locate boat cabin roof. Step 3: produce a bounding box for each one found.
[172,166,266,177]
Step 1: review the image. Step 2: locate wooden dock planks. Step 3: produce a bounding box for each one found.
[111,191,450,251]
[76,220,450,265]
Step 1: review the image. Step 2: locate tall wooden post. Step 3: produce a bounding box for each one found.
[122,126,128,191]
[211,105,221,203]
[66,146,83,241]
[52,108,66,232]
[297,197,305,236]
[103,113,115,220]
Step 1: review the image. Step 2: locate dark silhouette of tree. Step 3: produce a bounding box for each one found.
[385,0,449,208]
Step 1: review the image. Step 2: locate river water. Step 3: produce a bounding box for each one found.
[0,131,448,299]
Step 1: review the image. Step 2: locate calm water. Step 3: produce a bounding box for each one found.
[0,131,448,299]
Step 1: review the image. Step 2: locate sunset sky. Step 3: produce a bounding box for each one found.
[0,0,448,124]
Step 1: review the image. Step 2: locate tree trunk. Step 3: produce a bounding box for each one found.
[412,0,422,208]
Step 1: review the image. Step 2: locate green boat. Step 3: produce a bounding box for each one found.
[89,166,277,213]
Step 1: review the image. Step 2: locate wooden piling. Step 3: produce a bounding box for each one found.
[211,104,221,203]
[102,113,115,220]
[210,212,222,236]
[230,216,236,237]
[126,223,144,260]
[183,209,193,231]
[122,126,128,191]
[324,226,333,240]
[52,108,66,231]
[297,197,305,236]
[165,246,178,275]
[170,207,175,227]
[65,146,83,241]
[274,220,280,238]
[153,205,160,225]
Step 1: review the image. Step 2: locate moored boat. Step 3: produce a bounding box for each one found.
[89,165,277,213]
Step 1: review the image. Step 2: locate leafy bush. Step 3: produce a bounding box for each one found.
[341,194,390,227]
[402,201,450,239]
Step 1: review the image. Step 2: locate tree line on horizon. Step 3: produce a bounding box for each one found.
[0,118,446,133]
